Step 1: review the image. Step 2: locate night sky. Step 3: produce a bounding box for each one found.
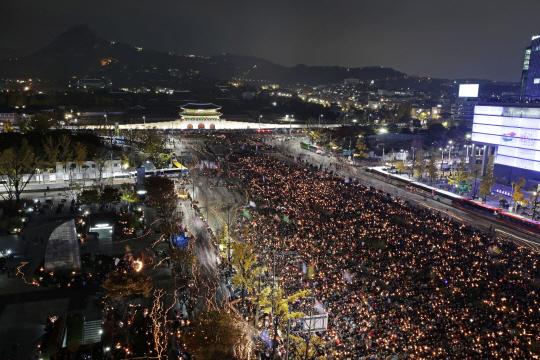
[2,0,540,82]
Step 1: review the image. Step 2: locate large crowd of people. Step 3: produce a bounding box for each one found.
[232,152,540,359]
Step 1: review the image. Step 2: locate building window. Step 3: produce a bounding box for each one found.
[534,78,540,84]
[92,164,96,168]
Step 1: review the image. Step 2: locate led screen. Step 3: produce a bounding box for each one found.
[459,84,479,97]
[473,105,540,172]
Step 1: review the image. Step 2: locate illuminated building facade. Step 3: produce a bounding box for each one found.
[179,103,222,130]
[472,104,540,184]
[521,35,540,98]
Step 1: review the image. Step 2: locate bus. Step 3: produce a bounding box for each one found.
[300,142,310,150]
[310,145,324,154]
[130,167,188,179]
[497,212,540,234]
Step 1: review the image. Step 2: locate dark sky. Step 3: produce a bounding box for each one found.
[2,0,540,82]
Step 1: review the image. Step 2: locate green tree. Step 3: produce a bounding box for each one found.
[479,164,497,203]
[169,245,196,277]
[63,179,83,201]
[92,151,108,183]
[72,141,87,172]
[58,134,73,174]
[144,176,182,235]
[396,101,411,122]
[0,139,39,206]
[427,156,438,183]
[447,158,470,193]
[27,113,52,134]
[182,310,239,360]
[78,189,100,210]
[305,117,318,134]
[100,185,121,208]
[42,136,59,172]
[1,216,23,233]
[137,127,168,167]
[412,150,426,178]
[120,184,138,211]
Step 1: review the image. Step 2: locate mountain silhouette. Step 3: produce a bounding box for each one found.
[0,25,514,92]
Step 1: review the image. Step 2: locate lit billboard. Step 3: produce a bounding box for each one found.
[472,105,540,172]
[459,84,479,97]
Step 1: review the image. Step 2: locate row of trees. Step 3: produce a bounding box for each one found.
[391,151,500,204]
[77,184,138,210]
[92,125,170,168]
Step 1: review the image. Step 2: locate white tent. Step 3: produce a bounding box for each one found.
[44,219,81,272]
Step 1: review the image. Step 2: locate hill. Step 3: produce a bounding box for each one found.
[0,26,515,91]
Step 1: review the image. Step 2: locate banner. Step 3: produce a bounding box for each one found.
[173,233,190,247]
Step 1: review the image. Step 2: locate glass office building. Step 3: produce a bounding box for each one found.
[521,36,540,98]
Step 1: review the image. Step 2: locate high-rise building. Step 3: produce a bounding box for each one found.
[520,36,540,98]
[520,46,531,97]
[471,103,540,185]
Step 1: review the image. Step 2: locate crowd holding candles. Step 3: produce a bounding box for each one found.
[232,152,540,359]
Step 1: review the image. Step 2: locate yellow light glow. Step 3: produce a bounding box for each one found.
[133,260,143,272]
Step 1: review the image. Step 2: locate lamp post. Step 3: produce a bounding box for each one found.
[289,114,294,133]
[143,116,145,126]
[465,144,472,161]
[319,114,323,128]
[224,201,238,277]
[439,147,443,171]
[259,114,262,130]
[532,191,539,220]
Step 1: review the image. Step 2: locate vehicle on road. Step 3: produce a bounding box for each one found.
[367,166,540,234]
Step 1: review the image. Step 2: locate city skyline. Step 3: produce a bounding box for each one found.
[2,0,540,82]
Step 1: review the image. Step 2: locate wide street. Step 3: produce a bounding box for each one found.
[0,132,538,358]
[261,135,540,250]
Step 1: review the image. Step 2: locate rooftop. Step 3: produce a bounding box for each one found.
[180,103,221,110]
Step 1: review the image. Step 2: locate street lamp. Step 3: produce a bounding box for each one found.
[465,145,472,159]
[289,115,294,133]
[532,192,539,220]
[143,116,145,126]
[319,114,323,128]
[439,147,443,171]
[259,114,262,130]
